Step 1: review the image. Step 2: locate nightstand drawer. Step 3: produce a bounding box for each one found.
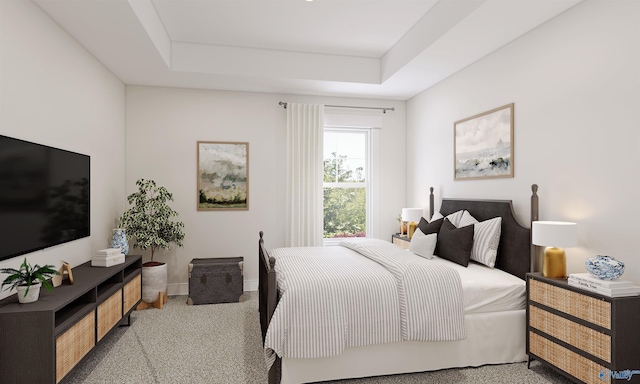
[530,331,605,384]
[529,278,611,329]
[529,305,611,362]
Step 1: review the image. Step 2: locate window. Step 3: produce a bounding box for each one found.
[323,128,370,242]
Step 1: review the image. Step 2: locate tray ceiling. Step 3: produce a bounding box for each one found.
[34,0,582,100]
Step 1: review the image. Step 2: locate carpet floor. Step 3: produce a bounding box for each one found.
[64,292,571,384]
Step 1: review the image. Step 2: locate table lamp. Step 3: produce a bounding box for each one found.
[402,208,423,238]
[532,221,577,278]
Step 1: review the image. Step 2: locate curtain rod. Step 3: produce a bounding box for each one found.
[278,101,394,114]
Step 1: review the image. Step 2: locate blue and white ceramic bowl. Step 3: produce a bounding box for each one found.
[585,255,624,280]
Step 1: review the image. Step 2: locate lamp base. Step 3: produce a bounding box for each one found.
[543,247,566,278]
[408,221,418,239]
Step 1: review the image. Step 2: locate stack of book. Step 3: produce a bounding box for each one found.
[92,248,125,267]
[568,273,640,297]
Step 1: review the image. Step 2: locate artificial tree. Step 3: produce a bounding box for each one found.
[119,178,185,308]
[119,179,185,263]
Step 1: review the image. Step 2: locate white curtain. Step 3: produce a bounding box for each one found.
[286,103,325,247]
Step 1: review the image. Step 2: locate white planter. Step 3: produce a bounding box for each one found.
[141,263,167,303]
[16,282,41,304]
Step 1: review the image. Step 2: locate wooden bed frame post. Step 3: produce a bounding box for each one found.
[258,231,280,384]
[258,231,278,339]
[429,187,434,220]
[530,184,541,274]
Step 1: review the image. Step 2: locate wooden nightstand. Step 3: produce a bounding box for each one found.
[526,272,640,384]
[391,234,410,250]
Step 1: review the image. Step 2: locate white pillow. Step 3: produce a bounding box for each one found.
[445,210,466,227]
[430,211,444,221]
[409,229,437,259]
[459,211,502,268]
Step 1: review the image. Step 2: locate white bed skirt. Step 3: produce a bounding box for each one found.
[281,309,527,384]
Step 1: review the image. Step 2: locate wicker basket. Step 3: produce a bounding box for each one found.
[56,311,95,383]
[529,305,611,362]
[529,331,605,384]
[529,278,611,329]
[97,290,122,341]
[124,274,141,313]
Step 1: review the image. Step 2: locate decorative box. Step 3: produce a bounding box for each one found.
[187,257,244,305]
[91,254,125,267]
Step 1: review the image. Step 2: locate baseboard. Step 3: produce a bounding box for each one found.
[167,279,258,296]
[244,279,258,291]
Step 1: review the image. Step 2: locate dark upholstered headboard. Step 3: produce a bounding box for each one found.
[438,196,534,281]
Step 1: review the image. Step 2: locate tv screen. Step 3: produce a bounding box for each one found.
[0,135,90,262]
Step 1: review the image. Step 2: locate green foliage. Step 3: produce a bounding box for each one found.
[323,153,366,238]
[0,258,59,297]
[324,152,364,183]
[119,179,185,261]
[198,189,246,207]
[323,188,366,238]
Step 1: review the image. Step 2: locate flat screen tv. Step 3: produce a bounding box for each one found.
[0,135,90,262]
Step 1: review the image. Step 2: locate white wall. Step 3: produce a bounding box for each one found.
[0,0,126,299]
[125,86,406,294]
[407,1,640,282]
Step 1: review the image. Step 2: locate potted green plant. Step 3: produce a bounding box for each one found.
[119,179,185,307]
[1,258,59,303]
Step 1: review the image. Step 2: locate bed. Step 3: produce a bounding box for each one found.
[259,185,540,384]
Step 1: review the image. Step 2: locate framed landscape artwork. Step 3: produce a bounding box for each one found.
[454,103,514,180]
[197,141,248,210]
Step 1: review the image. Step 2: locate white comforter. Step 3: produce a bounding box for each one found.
[427,255,526,314]
[264,239,465,368]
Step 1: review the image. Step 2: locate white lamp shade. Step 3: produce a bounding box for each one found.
[401,208,423,223]
[532,221,577,248]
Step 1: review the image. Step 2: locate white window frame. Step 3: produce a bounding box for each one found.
[323,126,377,246]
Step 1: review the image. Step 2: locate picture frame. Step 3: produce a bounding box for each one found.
[197,141,249,211]
[52,261,74,287]
[454,103,514,180]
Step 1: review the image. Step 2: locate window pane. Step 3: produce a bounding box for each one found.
[323,131,366,183]
[323,187,366,238]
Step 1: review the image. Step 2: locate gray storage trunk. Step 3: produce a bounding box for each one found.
[187,257,244,305]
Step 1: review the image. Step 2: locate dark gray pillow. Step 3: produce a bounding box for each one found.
[437,218,473,267]
[417,217,443,235]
